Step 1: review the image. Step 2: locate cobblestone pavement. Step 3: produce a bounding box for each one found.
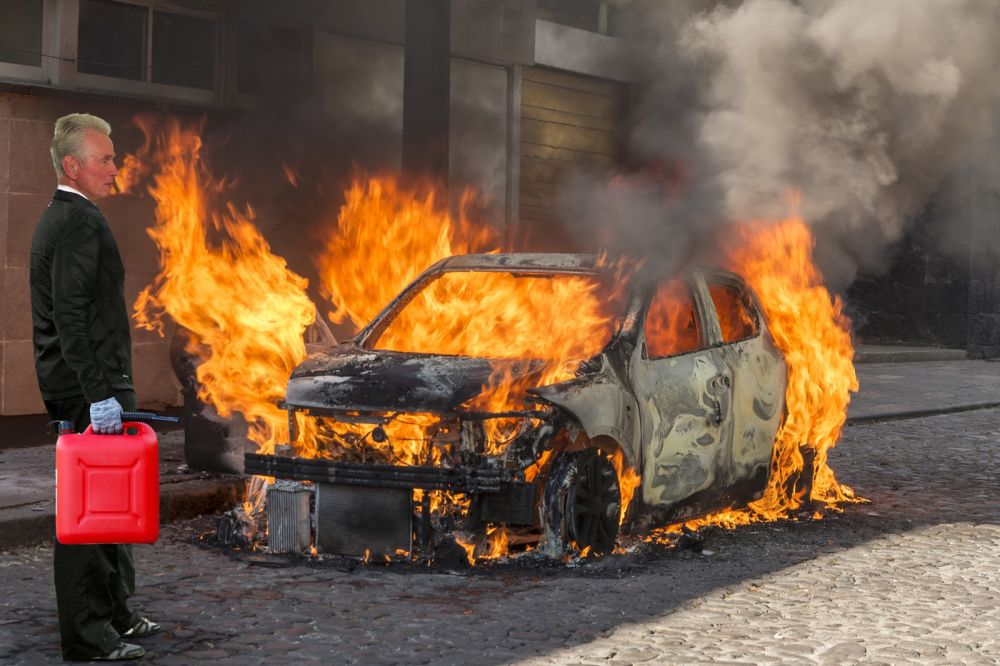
[1,408,997,665]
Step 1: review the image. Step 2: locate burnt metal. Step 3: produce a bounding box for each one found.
[631,467,771,534]
[172,326,251,474]
[419,492,432,559]
[476,482,537,526]
[287,349,499,413]
[185,407,249,474]
[215,507,257,548]
[278,256,792,556]
[245,453,504,493]
[266,482,312,554]
[315,483,412,557]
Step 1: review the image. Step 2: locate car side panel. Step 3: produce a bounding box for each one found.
[630,348,734,508]
[531,357,642,469]
[718,335,787,483]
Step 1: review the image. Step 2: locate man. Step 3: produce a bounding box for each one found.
[30,113,159,661]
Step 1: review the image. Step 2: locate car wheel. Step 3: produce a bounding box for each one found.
[541,449,621,556]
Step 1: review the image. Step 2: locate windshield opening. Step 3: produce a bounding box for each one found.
[368,270,627,361]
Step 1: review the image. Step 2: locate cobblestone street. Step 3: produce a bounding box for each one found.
[1,408,997,665]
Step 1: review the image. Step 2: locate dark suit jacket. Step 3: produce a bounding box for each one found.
[30,189,134,402]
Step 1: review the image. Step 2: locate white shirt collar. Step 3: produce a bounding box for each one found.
[57,184,92,203]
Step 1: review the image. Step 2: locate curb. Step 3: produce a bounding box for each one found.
[846,401,1000,426]
[1,477,245,551]
[854,348,966,364]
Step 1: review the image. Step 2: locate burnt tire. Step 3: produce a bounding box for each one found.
[541,449,621,556]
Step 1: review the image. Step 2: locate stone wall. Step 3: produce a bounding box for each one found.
[967,188,1000,359]
[847,182,1000,357]
[846,203,971,349]
[848,250,969,348]
[0,90,181,415]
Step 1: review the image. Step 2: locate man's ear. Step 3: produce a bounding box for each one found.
[62,154,78,179]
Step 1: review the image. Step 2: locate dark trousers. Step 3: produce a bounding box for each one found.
[45,390,141,660]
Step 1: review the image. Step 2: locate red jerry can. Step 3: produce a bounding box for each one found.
[56,422,160,544]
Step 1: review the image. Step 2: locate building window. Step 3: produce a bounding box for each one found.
[78,0,217,90]
[537,0,618,36]
[237,20,308,97]
[78,0,147,80]
[0,0,44,67]
[152,10,216,90]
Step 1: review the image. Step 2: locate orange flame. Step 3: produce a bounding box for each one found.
[126,117,315,452]
[316,175,495,331]
[312,177,628,458]
[456,526,512,565]
[124,117,857,560]
[732,214,859,513]
[609,448,641,526]
[648,212,860,541]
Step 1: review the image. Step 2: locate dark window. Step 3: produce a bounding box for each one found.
[78,0,147,81]
[645,280,703,359]
[237,20,308,96]
[152,10,216,89]
[708,283,759,344]
[537,0,618,36]
[0,0,43,67]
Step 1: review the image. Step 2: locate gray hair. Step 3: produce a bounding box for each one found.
[50,113,112,179]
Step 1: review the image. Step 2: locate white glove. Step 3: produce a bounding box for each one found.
[90,397,124,434]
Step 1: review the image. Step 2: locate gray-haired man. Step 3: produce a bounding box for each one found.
[30,113,159,661]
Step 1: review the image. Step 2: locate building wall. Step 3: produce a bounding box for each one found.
[516,66,624,251]
[847,241,970,349]
[0,90,181,415]
[0,1,642,415]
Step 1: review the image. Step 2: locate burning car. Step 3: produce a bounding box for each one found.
[246,252,787,560]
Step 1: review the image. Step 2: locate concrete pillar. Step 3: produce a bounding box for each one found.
[401,0,451,182]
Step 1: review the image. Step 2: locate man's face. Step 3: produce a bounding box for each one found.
[64,129,118,200]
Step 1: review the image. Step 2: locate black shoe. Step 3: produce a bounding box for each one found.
[91,641,145,661]
[120,617,161,639]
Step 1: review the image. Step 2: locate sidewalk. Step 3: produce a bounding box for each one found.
[1,357,997,550]
[0,431,243,550]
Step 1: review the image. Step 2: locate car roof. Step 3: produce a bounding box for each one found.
[429,253,747,287]
[433,253,607,274]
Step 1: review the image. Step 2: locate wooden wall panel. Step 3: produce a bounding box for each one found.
[518,67,624,252]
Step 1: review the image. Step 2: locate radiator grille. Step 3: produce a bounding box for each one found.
[316,484,412,557]
[266,482,312,553]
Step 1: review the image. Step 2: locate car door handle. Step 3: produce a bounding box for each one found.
[708,402,723,426]
[711,374,732,391]
[707,374,731,426]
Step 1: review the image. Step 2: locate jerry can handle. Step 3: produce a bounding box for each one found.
[45,420,75,436]
[121,411,181,424]
[46,412,179,436]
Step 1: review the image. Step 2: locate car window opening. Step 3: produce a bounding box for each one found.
[709,282,759,343]
[369,270,627,361]
[645,279,703,358]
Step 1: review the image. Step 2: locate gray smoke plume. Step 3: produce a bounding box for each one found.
[564,0,1000,287]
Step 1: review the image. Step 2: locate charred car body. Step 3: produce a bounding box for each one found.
[246,253,787,558]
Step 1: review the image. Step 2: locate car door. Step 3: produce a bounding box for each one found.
[702,273,787,490]
[629,276,735,511]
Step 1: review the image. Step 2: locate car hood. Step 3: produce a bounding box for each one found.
[286,343,539,413]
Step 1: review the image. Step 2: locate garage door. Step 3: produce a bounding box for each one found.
[517,66,625,251]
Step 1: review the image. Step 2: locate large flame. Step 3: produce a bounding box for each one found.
[648,213,860,541]
[316,176,495,330]
[311,178,630,461]
[123,117,315,452]
[732,215,859,513]
[123,117,857,560]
